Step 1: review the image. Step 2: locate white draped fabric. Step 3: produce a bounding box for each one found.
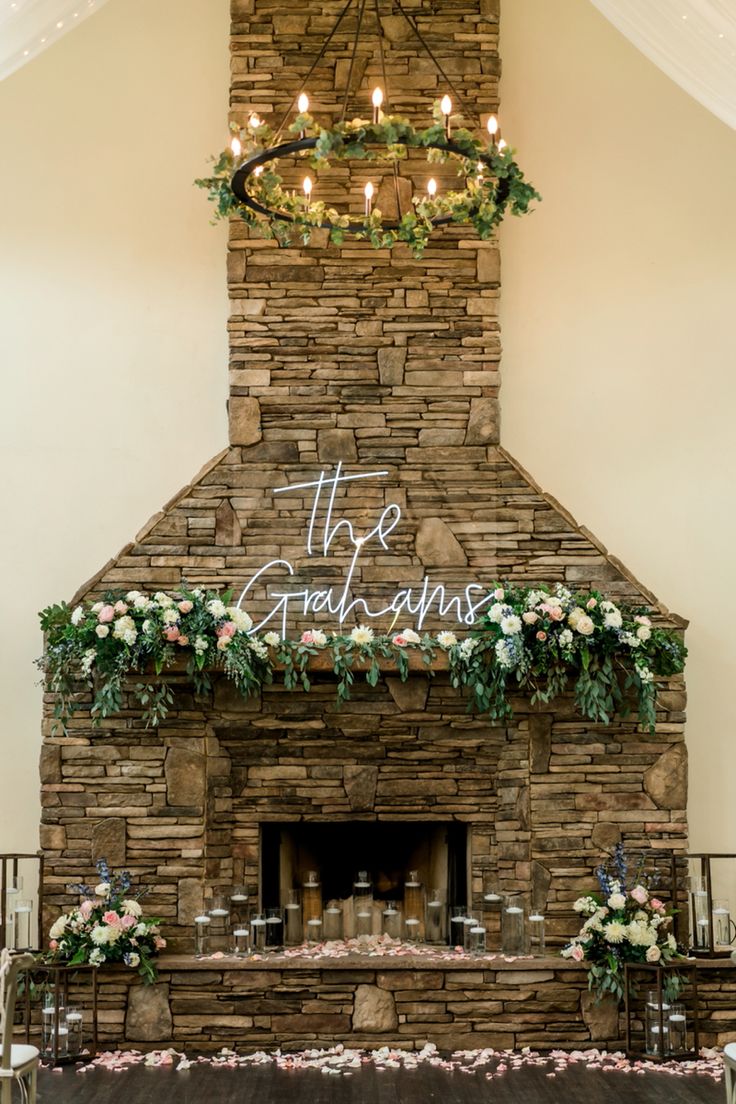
[589,0,736,130]
[0,0,108,82]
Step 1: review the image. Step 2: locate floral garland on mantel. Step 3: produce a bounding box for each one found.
[38,583,685,733]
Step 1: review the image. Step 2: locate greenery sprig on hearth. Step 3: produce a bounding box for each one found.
[38,583,685,732]
[195,103,540,258]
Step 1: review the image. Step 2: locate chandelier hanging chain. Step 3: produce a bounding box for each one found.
[372,0,405,218]
[272,0,355,142]
[340,0,370,122]
[392,0,471,117]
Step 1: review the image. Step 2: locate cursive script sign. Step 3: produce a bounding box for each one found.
[237,464,493,637]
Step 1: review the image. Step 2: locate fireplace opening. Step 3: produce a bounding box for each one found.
[261,821,467,922]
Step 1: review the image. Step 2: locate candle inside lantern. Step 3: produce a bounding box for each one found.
[372,86,383,125]
[230,136,242,157]
[427,177,437,198]
[440,94,452,136]
[364,181,374,216]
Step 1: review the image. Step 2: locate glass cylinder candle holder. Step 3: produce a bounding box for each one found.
[208,898,231,953]
[426,890,445,944]
[65,1007,83,1057]
[529,912,546,955]
[468,923,487,955]
[42,994,68,1059]
[232,926,250,957]
[305,916,323,945]
[449,905,467,949]
[382,902,402,940]
[324,902,343,941]
[265,907,284,951]
[194,914,211,957]
[713,900,735,947]
[645,991,671,1057]
[404,871,424,941]
[13,899,33,950]
[501,898,526,955]
[229,887,249,926]
[284,890,303,946]
[482,883,503,951]
[250,913,267,953]
[404,915,421,943]
[462,914,480,952]
[668,1003,687,1055]
[302,872,322,925]
[688,877,710,951]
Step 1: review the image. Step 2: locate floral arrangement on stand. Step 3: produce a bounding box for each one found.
[561,845,683,1003]
[38,582,685,731]
[46,860,165,984]
[196,104,540,257]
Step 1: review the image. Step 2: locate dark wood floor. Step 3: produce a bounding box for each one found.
[37,1061,723,1103]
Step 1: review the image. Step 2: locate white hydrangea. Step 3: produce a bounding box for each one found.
[603,608,623,630]
[112,615,138,646]
[70,606,85,626]
[194,636,208,655]
[89,948,106,966]
[436,631,458,648]
[135,923,147,937]
[558,629,573,647]
[154,592,174,608]
[249,639,268,659]
[488,603,505,624]
[573,896,599,915]
[227,606,253,633]
[81,649,96,676]
[494,639,515,669]
[621,632,640,648]
[458,638,477,658]
[125,591,143,602]
[134,595,152,611]
[206,599,227,620]
[637,666,654,684]
[526,590,547,609]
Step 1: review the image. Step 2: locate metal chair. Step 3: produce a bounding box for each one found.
[0,951,37,1104]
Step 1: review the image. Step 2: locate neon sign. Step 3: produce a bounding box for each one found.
[237,464,493,637]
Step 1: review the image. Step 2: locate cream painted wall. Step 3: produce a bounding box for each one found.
[500,0,736,849]
[0,0,230,848]
[1,0,733,858]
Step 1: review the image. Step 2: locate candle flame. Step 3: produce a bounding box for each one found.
[427,177,437,197]
[440,95,452,116]
[372,87,383,108]
[303,176,313,196]
[230,137,242,157]
[364,181,374,200]
[487,114,498,136]
[297,92,309,114]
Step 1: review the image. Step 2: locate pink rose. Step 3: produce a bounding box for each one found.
[98,604,115,624]
[650,898,665,912]
[154,936,167,950]
[121,914,137,929]
[586,598,597,610]
[536,630,547,641]
[301,630,317,644]
[216,622,236,638]
[79,899,93,920]
[178,600,193,614]
[177,634,189,646]
[522,612,538,625]
[549,607,564,621]
[571,945,584,962]
[113,600,128,615]
[102,910,120,926]
[49,939,58,951]
[164,626,180,642]
[630,885,649,906]
[493,588,505,601]
[392,634,407,646]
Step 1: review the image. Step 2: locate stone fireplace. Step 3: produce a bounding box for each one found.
[35,0,711,1053]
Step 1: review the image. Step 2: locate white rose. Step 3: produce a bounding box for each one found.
[522,612,538,625]
[134,596,151,610]
[70,606,85,626]
[125,952,140,968]
[646,944,661,963]
[95,882,111,898]
[607,893,626,910]
[95,624,110,639]
[49,915,69,939]
[603,609,623,629]
[575,615,595,636]
[567,607,584,629]
[436,631,457,648]
[125,591,142,602]
[91,602,104,614]
[400,628,421,645]
[500,615,522,636]
[636,624,651,642]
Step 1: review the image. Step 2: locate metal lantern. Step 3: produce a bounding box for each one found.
[1,851,44,953]
[623,962,700,1060]
[20,962,99,1066]
[671,853,736,957]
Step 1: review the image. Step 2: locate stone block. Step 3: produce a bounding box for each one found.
[386,677,429,712]
[344,766,378,812]
[375,175,413,223]
[215,498,242,547]
[415,517,467,567]
[378,347,407,386]
[228,396,262,446]
[92,817,126,866]
[318,429,357,463]
[465,397,499,444]
[40,824,66,851]
[477,247,500,284]
[125,983,173,1042]
[40,744,62,785]
[177,878,204,925]
[353,984,398,1032]
[591,822,622,851]
[529,715,552,773]
[580,992,620,1041]
[165,747,206,807]
[644,744,687,809]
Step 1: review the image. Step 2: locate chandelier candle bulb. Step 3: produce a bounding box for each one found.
[427,177,437,198]
[372,86,383,124]
[440,93,452,136]
[487,114,498,144]
[303,175,313,209]
[364,180,374,216]
[230,136,242,158]
[297,92,309,138]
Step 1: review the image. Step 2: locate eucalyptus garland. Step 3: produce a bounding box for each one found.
[38,583,685,733]
[196,102,541,257]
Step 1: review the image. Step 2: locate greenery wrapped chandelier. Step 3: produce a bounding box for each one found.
[197,0,541,256]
